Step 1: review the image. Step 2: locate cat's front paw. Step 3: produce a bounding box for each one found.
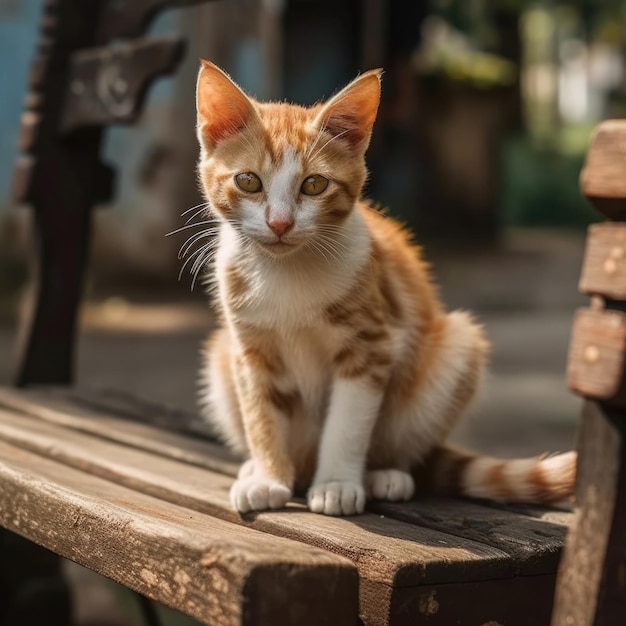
[366,469,415,501]
[230,476,292,513]
[307,481,366,516]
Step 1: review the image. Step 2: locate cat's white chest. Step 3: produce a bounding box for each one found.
[279,325,336,412]
[237,264,330,328]
[213,214,371,329]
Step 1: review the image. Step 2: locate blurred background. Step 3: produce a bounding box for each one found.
[0,0,625,623]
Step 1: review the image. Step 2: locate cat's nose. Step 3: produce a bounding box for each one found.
[267,218,294,238]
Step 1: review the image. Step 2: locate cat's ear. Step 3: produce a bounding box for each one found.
[314,69,382,151]
[196,60,257,147]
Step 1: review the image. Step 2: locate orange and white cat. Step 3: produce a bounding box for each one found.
[194,60,575,516]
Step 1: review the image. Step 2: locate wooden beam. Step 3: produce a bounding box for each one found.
[551,402,626,626]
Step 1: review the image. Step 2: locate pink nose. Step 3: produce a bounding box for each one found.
[267,218,294,237]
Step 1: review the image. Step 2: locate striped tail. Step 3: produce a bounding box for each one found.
[416,446,577,504]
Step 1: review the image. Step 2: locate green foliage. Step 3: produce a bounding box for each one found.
[433,0,626,45]
[501,135,599,228]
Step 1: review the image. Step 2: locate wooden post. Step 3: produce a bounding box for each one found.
[552,120,626,626]
[12,0,210,387]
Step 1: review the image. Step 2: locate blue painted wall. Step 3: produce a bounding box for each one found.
[0,0,43,209]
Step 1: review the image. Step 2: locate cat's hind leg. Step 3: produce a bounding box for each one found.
[199,328,247,453]
[368,310,489,502]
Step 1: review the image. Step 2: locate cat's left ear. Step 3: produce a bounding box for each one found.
[314,69,382,152]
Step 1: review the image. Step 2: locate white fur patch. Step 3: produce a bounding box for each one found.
[266,147,301,225]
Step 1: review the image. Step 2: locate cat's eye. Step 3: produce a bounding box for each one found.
[301,175,329,196]
[235,172,263,193]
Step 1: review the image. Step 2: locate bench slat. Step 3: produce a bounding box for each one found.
[0,439,358,626]
[579,223,626,299]
[369,497,567,576]
[0,387,239,475]
[580,119,626,218]
[567,307,626,400]
[0,407,510,588]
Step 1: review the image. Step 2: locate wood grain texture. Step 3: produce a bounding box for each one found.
[0,387,240,476]
[369,497,568,576]
[0,439,358,626]
[390,574,556,626]
[0,388,572,624]
[580,119,626,218]
[567,308,626,399]
[0,407,509,587]
[551,402,626,626]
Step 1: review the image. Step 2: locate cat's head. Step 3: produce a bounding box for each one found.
[196,60,381,256]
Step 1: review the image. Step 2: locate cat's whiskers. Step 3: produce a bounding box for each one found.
[233,120,259,156]
[178,239,218,281]
[178,228,220,259]
[308,128,351,162]
[184,206,212,225]
[166,220,219,237]
[304,237,333,265]
[305,121,328,162]
[180,200,211,217]
[191,245,219,291]
[316,238,344,264]
[304,230,349,265]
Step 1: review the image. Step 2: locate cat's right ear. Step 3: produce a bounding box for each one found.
[196,60,256,147]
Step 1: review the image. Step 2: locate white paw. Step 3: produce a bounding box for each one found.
[366,469,415,501]
[230,476,292,513]
[307,481,366,516]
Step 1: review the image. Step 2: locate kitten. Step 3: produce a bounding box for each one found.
[194,60,575,516]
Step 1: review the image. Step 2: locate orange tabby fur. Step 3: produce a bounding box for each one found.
[194,60,576,516]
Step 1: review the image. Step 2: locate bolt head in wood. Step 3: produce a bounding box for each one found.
[584,345,600,364]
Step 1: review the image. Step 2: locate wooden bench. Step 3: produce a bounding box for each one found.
[2,1,621,625]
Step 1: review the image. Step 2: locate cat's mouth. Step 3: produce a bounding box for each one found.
[259,239,300,256]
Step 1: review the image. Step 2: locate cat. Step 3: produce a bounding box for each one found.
[193,59,576,516]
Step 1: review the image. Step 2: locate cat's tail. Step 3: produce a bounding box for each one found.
[416,445,577,504]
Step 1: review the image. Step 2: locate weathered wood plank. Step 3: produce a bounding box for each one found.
[0,387,240,476]
[0,389,572,624]
[580,119,626,219]
[551,401,626,626]
[579,223,626,300]
[567,307,626,400]
[0,407,510,588]
[0,439,358,626]
[0,388,571,573]
[369,497,567,576]
[388,574,556,626]
[0,407,528,625]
